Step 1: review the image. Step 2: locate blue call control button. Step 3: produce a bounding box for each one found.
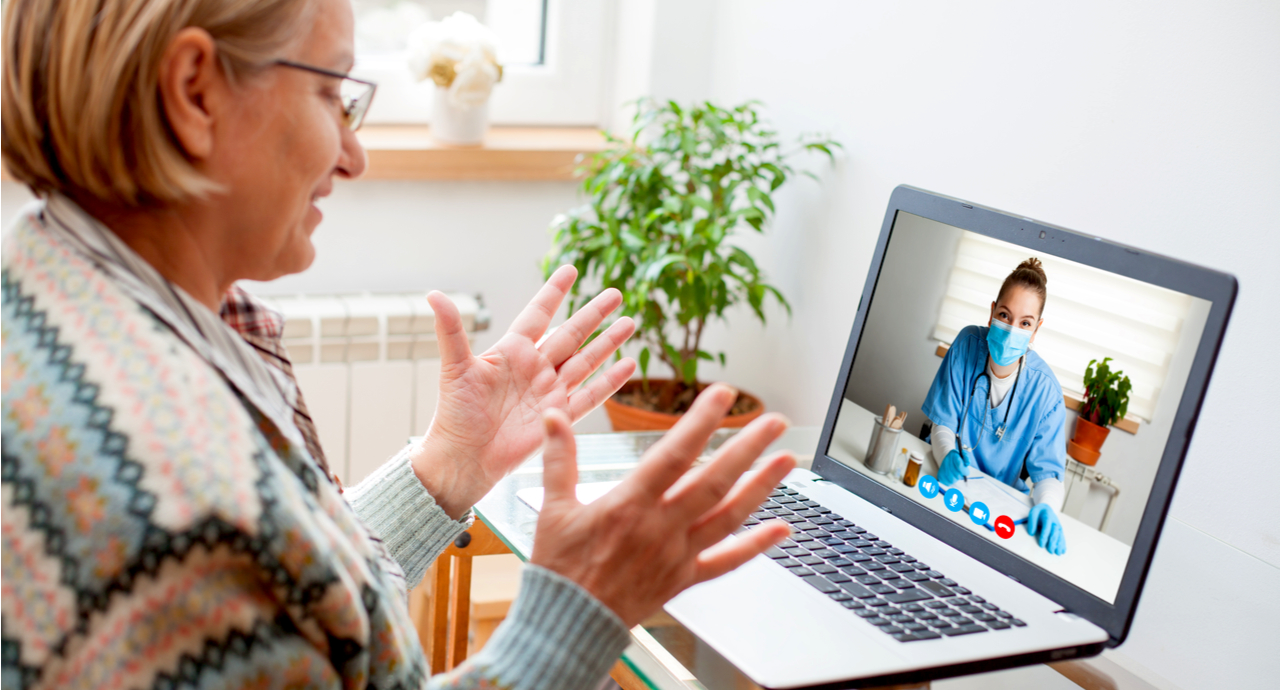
[918,474,939,499]
[943,488,964,512]
[969,501,990,525]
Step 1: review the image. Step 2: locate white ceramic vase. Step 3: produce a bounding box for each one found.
[431,85,489,146]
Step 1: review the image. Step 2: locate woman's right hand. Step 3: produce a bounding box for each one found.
[938,447,973,486]
[530,384,797,628]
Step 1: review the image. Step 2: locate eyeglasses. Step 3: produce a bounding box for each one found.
[274,59,377,131]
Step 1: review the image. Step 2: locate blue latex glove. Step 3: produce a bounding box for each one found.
[1027,503,1067,555]
[937,447,973,486]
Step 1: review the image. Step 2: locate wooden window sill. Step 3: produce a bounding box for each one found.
[1,126,609,183]
[355,125,608,181]
[933,343,1140,435]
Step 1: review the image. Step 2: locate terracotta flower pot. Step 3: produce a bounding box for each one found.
[603,379,765,432]
[1067,416,1111,466]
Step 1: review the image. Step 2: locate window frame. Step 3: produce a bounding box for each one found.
[352,0,612,126]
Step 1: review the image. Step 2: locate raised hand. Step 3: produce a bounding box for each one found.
[411,266,637,519]
[530,384,797,627]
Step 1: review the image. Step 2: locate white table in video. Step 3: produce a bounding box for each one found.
[827,399,1128,603]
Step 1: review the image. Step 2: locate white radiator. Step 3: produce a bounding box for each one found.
[260,292,489,485]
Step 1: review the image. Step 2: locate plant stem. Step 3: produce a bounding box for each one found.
[691,316,706,389]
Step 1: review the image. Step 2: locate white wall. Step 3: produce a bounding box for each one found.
[698,1,1279,687]
[843,211,963,437]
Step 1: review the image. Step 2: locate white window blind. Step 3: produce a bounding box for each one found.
[931,232,1194,423]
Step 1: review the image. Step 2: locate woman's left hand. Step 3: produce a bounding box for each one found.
[410,265,637,519]
[1027,503,1067,555]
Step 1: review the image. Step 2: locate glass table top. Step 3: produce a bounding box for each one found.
[473,426,821,690]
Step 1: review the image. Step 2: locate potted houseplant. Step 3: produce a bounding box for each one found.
[1068,357,1132,465]
[545,99,839,430]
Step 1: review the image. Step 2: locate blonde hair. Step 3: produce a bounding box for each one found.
[2,0,312,207]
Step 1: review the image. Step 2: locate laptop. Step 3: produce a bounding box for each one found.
[524,186,1236,688]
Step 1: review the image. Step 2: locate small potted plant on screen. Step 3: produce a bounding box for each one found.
[1068,357,1132,465]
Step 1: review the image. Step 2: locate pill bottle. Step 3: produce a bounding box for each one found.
[903,451,924,487]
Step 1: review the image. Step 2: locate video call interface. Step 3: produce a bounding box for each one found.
[827,212,1211,603]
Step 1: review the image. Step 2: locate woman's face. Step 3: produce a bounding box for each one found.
[205,0,366,283]
[989,285,1044,344]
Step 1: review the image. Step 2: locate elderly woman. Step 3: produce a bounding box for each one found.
[0,0,797,688]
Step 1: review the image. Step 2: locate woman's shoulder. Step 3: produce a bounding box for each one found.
[3,216,274,521]
[1022,351,1064,401]
[950,325,987,354]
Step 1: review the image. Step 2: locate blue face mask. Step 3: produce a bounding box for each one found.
[987,319,1033,366]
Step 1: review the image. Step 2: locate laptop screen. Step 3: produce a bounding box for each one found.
[825,210,1212,604]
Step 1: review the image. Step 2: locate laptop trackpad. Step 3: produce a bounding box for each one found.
[664,553,910,689]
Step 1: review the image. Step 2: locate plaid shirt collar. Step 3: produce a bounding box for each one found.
[221,285,284,340]
[219,285,333,478]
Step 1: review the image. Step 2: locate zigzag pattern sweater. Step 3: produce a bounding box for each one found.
[1,202,630,689]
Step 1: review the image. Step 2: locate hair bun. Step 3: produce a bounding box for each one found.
[1018,257,1047,285]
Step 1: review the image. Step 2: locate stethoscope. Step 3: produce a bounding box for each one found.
[957,356,1024,451]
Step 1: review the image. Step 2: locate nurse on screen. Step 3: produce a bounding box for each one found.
[921,258,1068,555]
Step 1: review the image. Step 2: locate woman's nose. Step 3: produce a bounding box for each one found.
[336,126,368,179]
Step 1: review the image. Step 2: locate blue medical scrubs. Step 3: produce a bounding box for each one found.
[921,325,1067,492]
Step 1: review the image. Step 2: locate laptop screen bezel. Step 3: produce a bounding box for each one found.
[811,185,1236,645]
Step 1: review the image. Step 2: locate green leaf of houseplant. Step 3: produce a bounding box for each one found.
[544,98,839,414]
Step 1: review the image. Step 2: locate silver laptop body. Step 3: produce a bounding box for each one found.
[661,186,1236,688]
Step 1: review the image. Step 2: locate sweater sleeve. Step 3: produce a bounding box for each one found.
[344,449,633,690]
[430,565,632,690]
[345,444,472,587]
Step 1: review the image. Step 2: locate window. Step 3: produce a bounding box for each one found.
[352,0,610,125]
[931,232,1198,423]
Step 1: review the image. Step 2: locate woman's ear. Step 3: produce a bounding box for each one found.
[157,28,223,161]
[1032,318,1045,344]
[988,301,997,327]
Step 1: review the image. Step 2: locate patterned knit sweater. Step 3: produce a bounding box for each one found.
[1,202,630,689]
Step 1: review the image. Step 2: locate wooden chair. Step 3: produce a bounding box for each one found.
[410,520,513,672]
[410,522,647,690]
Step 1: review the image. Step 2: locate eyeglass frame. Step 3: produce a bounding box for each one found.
[273,59,378,132]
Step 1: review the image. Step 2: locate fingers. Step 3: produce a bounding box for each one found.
[557,316,636,390]
[686,451,797,553]
[664,413,790,523]
[508,265,578,342]
[692,518,791,585]
[625,384,738,499]
[428,291,473,371]
[539,288,624,367]
[567,358,636,422]
[540,409,581,508]
[1040,521,1063,553]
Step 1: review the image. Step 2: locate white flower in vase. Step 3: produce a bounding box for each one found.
[407,11,503,145]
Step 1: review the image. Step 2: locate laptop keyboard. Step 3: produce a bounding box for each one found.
[740,486,1027,642]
